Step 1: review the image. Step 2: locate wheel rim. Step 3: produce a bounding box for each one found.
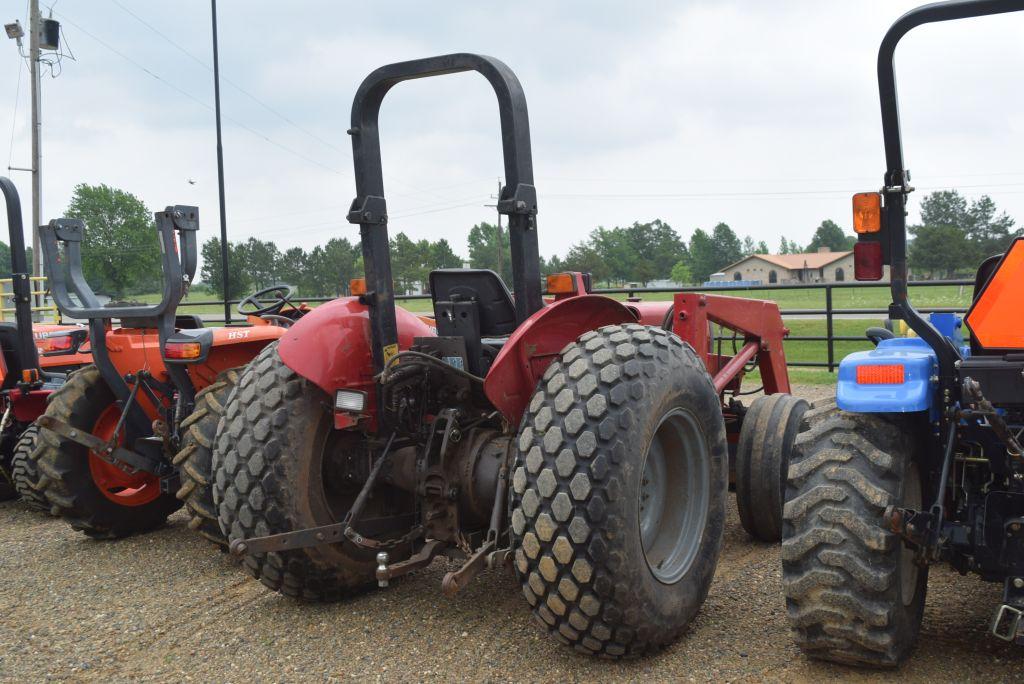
[638,407,710,584]
[87,404,162,506]
[899,461,922,605]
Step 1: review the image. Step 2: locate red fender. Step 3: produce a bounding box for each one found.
[277,297,435,401]
[484,295,637,426]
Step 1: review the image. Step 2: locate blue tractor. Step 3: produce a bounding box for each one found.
[782,0,1024,667]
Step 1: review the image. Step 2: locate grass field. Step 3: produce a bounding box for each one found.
[142,283,964,386]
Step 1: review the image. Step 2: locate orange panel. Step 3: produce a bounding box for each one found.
[966,238,1024,349]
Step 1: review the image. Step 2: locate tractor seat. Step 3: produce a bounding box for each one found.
[429,269,517,337]
[0,323,26,390]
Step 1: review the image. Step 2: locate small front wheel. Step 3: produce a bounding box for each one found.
[510,323,728,658]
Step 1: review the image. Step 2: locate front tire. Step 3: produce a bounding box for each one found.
[735,393,809,542]
[35,365,181,538]
[10,425,49,510]
[173,367,241,546]
[510,323,728,658]
[781,408,927,667]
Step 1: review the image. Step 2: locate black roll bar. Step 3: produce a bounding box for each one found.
[875,0,1024,408]
[346,53,542,375]
[0,176,40,375]
[40,206,200,438]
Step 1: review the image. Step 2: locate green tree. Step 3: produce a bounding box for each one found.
[742,236,756,256]
[688,228,718,282]
[908,224,966,279]
[625,219,686,285]
[563,241,605,284]
[756,240,769,254]
[391,232,426,294]
[806,219,855,252]
[467,222,511,284]
[200,237,251,300]
[670,260,691,285]
[238,237,281,290]
[277,247,307,292]
[429,239,462,270]
[712,223,743,266]
[65,183,160,297]
[915,191,1018,269]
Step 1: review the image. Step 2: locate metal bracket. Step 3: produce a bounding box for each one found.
[346,195,388,224]
[992,604,1023,642]
[36,415,165,475]
[496,183,537,216]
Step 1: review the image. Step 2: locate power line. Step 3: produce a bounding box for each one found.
[52,9,347,177]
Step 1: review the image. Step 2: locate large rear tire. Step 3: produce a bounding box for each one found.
[781,408,927,667]
[10,425,49,510]
[510,323,728,658]
[735,393,809,542]
[173,367,240,547]
[213,343,412,601]
[35,365,181,539]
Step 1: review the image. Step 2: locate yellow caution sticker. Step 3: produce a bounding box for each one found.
[383,343,399,365]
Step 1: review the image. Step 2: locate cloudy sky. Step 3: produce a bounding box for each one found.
[2,1,1022,267]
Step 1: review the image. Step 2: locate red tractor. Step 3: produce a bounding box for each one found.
[0,177,92,508]
[31,207,301,541]
[213,54,800,657]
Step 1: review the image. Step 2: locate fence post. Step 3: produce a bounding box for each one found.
[825,285,835,373]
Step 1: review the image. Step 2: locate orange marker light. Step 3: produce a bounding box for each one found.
[856,364,904,385]
[164,342,202,360]
[350,278,367,296]
[853,192,882,234]
[39,334,73,353]
[545,273,576,295]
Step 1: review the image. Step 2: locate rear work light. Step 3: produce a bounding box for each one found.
[335,389,367,412]
[853,192,882,234]
[856,364,905,385]
[854,241,884,281]
[164,341,202,359]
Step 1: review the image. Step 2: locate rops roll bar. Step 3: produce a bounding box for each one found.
[346,53,541,374]
[0,176,40,374]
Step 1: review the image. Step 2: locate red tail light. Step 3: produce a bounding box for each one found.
[164,342,202,359]
[38,334,73,353]
[856,364,905,385]
[854,241,883,281]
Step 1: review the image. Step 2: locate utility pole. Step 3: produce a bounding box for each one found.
[28,0,41,288]
[211,0,232,324]
[484,180,504,279]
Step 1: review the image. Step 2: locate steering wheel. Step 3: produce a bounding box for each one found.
[237,285,294,317]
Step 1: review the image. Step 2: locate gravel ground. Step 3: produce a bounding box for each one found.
[1,385,1022,682]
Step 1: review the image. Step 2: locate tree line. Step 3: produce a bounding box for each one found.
[21,184,1016,299]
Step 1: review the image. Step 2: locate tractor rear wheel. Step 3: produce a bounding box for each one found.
[10,425,49,510]
[212,343,413,601]
[781,408,927,667]
[35,365,181,538]
[510,323,728,658]
[173,366,240,547]
[735,393,809,542]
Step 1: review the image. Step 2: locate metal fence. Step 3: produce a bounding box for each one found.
[169,279,976,374]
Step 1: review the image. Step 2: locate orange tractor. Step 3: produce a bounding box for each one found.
[32,206,303,541]
[0,177,91,507]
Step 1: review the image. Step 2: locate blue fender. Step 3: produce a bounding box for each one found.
[836,337,938,414]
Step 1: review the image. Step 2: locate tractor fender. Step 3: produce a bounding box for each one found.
[836,337,937,415]
[484,295,637,426]
[277,297,435,399]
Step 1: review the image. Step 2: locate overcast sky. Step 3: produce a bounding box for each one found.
[2,1,1022,267]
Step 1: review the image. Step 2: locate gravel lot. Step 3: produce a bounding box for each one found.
[1,385,1022,682]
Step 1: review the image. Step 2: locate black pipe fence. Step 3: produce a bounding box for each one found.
[177,278,975,373]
